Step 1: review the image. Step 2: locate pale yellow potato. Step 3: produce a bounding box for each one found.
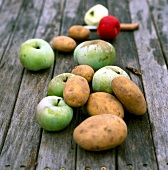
[63,75,90,107]
[51,36,76,52]
[112,76,147,115]
[73,114,127,151]
[71,65,94,83]
[86,92,124,118]
[68,25,91,40]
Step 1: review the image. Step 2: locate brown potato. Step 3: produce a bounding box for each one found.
[86,92,124,118]
[51,36,76,52]
[63,75,90,107]
[112,76,147,115]
[73,114,127,151]
[71,65,94,83]
[68,25,91,40]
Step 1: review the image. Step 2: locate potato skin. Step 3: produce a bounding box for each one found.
[51,36,76,52]
[112,76,147,115]
[86,92,124,118]
[68,25,91,40]
[63,75,90,107]
[73,114,127,151]
[71,65,94,83]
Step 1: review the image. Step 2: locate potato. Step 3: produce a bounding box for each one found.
[112,76,147,115]
[63,75,90,107]
[68,25,91,40]
[71,65,94,83]
[51,36,76,52]
[86,92,124,118]
[73,114,127,151]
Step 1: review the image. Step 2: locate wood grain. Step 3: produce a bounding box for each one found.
[36,0,79,169]
[0,0,24,60]
[148,0,168,64]
[0,0,167,169]
[130,0,168,169]
[0,0,45,169]
[107,0,158,169]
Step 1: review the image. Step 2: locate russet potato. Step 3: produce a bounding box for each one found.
[71,65,94,83]
[86,92,124,118]
[63,75,90,107]
[73,114,127,151]
[51,36,76,52]
[112,76,147,115]
[68,25,91,40]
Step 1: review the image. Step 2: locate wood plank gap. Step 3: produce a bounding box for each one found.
[107,0,158,169]
[49,0,66,80]
[0,68,25,155]
[0,0,45,151]
[0,0,26,63]
[115,148,118,170]
[0,0,47,169]
[33,0,46,38]
[57,0,66,36]
[129,0,168,169]
[0,0,5,12]
[125,5,159,168]
[146,0,168,67]
[0,0,31,152]
[148,0,168,65]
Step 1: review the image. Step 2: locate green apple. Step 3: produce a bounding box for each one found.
[92,66,130,93]
[36,96,73,131]
[47,73,75,97]
[73,40,116,70]
[19,38,54,71]
[84,4,109,25]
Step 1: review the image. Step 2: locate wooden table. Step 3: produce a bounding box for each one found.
[0,0,168,169]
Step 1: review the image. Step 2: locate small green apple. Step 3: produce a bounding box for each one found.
[19,38,54,71]
[47,73,75,97]
[74,40,116,70]
[36,96,73,131]
[92,66,130,93]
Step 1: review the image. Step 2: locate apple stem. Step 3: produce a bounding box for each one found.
[89,11,94,16]
[35,46,40,49]
[53,99,61,106]
[63,76,68,82]
[34,43,40,49]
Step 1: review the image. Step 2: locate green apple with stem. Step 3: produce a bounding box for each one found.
[92,66,130,94]
[19,38,54,71]
[36,96,73,131]
[47,73,75,97]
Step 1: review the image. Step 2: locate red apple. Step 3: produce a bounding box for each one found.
[97,15,120,40]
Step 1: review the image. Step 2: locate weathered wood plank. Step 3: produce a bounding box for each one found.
[0,0,167,169]
[107,0,158,169]
[129,0,168,169]
[36,115,78,170]
[0,0,45,169]
[0,0,24,60]
[75,1,116,170]
[148,0,168,64]
[37,0,80,170]
[0,0,4,11]
[36,0,86,169]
